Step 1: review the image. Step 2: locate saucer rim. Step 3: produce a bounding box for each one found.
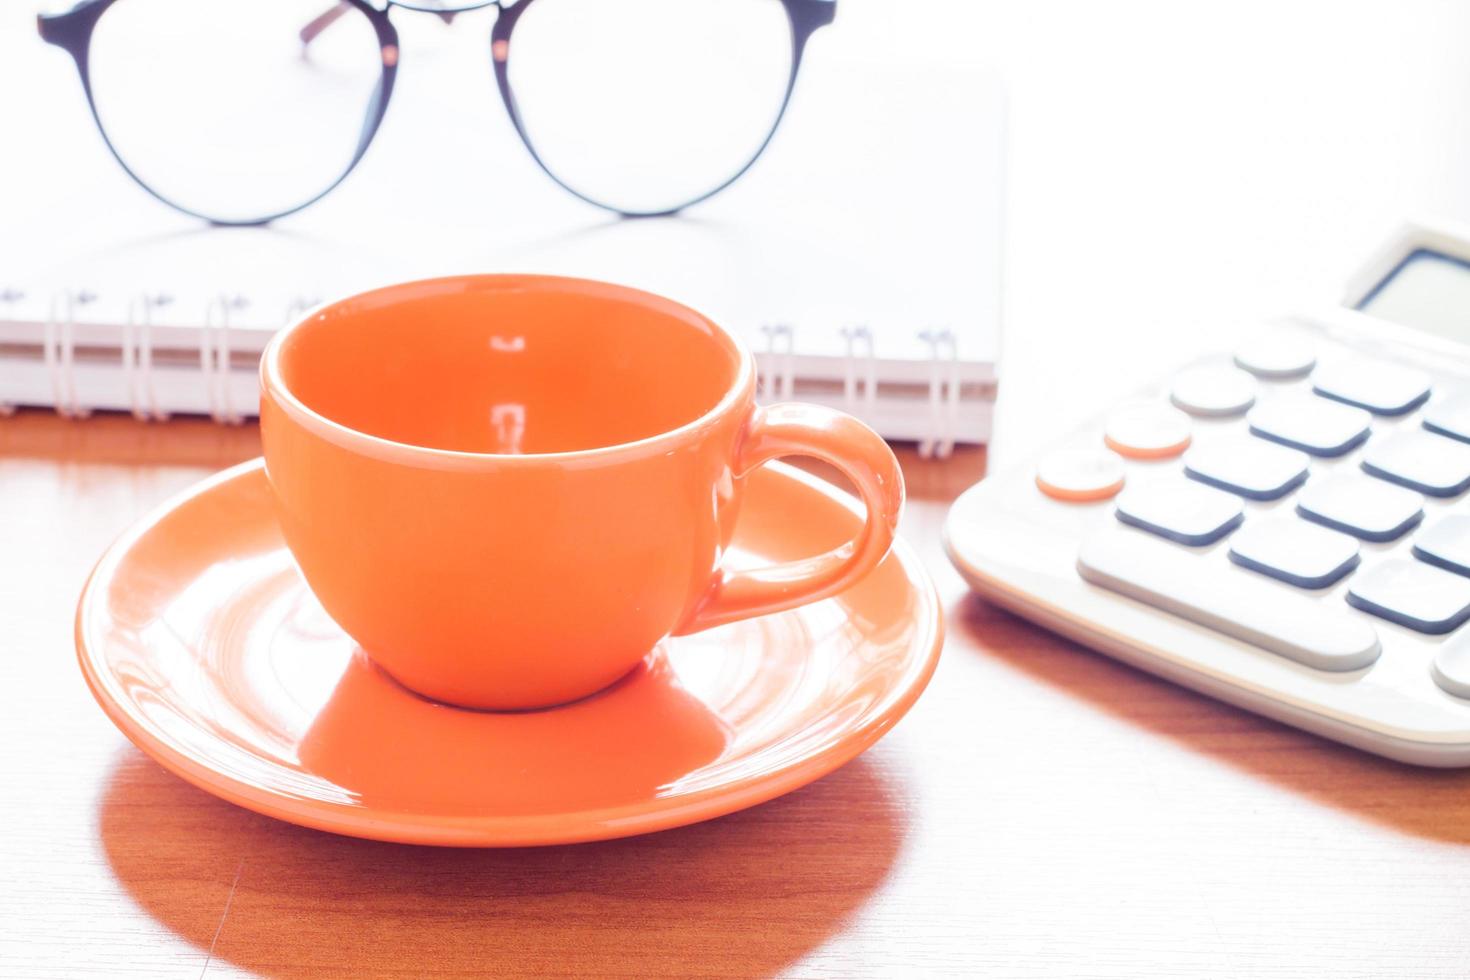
[76,457,943,847]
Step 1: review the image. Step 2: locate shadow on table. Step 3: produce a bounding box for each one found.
[98,748,906,978]
[957,593,1470,845]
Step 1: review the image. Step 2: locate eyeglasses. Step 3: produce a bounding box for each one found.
[37,0,835,226]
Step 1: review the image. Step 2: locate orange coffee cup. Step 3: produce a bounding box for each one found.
[260,275,903,710]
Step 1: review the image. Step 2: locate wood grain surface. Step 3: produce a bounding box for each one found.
[6,410,1470,979]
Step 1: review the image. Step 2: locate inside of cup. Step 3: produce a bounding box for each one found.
[275,276,743,455]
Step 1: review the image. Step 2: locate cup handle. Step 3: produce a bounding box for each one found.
[674,403,905,635]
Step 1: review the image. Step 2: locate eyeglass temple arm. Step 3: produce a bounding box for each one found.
[300,2,457,50]
[299,2,350,47]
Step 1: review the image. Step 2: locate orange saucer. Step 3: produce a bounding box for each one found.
[76,459,941,847]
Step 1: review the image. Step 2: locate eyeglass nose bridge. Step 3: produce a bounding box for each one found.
[385,0,501,17]
[300,0,497,49]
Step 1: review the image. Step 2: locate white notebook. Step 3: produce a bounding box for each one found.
[0,3,1003,456]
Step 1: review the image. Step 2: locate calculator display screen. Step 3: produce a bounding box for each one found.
[1357,248,1470,339]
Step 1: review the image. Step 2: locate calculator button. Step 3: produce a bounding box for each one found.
[1247,395,1371,457]
[1431,636,1470,699]
[1311,360,1431,416]
[1169,366,1257,417]
[1078,529,1380,671]
[1036,449,1125,502]
[1423,392,1470,444]
[1228,519,1360,589]
[1103,404,1192,459]
[1412,515,1470,577]
[1296,474,1423,542]
[1361,429,1470,498]
[1115,480,1243,546]
[1347,559,1470,635]
[1233,334,1316,380]
[1182,436,1309,501]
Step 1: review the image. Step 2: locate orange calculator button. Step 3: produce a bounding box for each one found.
[1036,449,1126,502]
[1103,404,1192,459]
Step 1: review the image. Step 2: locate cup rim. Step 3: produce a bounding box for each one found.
[260,274,756,468]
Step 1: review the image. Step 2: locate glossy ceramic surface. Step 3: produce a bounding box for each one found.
[76,459,941,847]
[260,275,904,709]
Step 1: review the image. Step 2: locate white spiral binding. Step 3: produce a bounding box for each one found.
[759,323,796,401]
[283,295,321,323]
[45,289,95,419]
[202,294,247,425]
[123,293,171,422]
[0,289,22,416]
[919,328,960,459]
[839,325,878,417]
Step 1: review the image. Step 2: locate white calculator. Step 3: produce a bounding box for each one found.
[945,220,1470,766]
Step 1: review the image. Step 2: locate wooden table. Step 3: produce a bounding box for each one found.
[7,409,1470,979]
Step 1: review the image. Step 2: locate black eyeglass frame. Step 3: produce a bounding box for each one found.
[37,0,836,227]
